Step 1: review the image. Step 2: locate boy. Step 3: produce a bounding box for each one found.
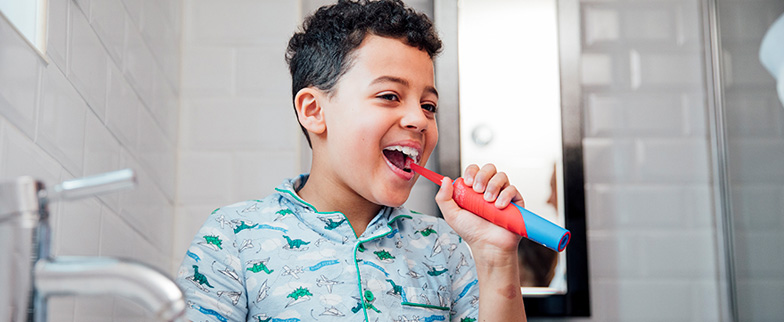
[176,1,527,321]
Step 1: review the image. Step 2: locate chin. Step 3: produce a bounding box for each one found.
[377,192,411,208]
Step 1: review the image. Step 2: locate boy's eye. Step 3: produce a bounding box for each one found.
[421,103,437,113]
[378,93,399,101]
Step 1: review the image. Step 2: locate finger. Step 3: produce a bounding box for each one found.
[483,171,509,202]
[434,177,462,218]
[472,163,497,193]
[495,184,523,209]
[462,164,480,186]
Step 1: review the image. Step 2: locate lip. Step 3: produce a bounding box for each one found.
[382,140,423,181]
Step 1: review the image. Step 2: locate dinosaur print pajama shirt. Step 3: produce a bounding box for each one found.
[176,174,480,322]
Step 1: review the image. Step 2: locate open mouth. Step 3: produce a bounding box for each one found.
[383,146,420,173]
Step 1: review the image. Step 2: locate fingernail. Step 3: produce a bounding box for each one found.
[475,183,483,191]
[484,192,493,201]
[464,177,473,185]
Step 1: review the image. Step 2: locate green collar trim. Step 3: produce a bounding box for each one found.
[274,186,360,239]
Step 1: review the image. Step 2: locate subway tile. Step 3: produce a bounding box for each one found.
[181,98,298,150]
[639,231,716,278]
[118,155,173,254]
[113,297,146,321]
[105,63,140,152]
[582,138,635,183]
[123,25,155,107]
[139,0,171,63]
[0,17,42,140]
[580,53,614,86]
[47,297,75,322]
[180,46,235,96]
[137,106,176,201]
[72,0,91,20]
[625,94,684,136]
[586,92,684,137]
[74,295,114,322]
[600,280,694,321]
[0,120,61,184]
[120,0,143,31]
[587,231,642,279]
[607,185,695,229]
[682,91,708,137]
[83,111,122,212]
[177,151,233,204]
[90,0,127,65]
[730,184,784,232]
[160,43,181,93]
[735,278,784,320]
[184,0,297,46]
[724,91,783,138]
[47,0,69,69]
[233,150,299,201]
[727,138,784,183]
[724,46,778,88]
[235,46,291,98]
[68,6,108,117]
[636,138,710,183]
[54,198,102,256]
[583,6,620,45]
[584,183,612,230]
[37,64,87,176]
[150,68,179,141]
[717,1,784,43]
[733,231,784,279]
[684,185,713,229]
[676,1,701,46]
[621,7,673,42]
[636,51,703,88]
[99,206,135,257]
[692,281,721,321]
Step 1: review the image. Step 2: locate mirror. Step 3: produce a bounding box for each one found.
[434,0,590,316]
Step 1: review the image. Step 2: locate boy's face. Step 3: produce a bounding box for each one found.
[317,35,439,207]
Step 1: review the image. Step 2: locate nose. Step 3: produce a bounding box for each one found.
[400,103,429,133]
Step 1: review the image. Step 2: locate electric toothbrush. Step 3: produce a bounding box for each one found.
[409,162,570,252]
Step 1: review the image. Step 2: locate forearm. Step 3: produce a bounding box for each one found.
[473,247,526,322]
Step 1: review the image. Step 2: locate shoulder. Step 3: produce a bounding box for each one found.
[210,192,290,220]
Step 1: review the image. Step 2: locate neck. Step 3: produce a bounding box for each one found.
[298,170,382,237]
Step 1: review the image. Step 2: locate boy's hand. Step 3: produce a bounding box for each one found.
[435,164,527,321]
[434,163,524,255]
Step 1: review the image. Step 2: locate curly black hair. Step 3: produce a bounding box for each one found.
[285,0,442,146]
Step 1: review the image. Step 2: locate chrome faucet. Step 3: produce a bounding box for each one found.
[0,169,185,322]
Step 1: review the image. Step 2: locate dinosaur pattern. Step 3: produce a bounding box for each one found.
[176,174,479,322]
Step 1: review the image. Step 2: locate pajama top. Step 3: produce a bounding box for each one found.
[176,174,480,322]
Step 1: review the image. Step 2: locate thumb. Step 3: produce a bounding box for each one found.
[434,177,462,218]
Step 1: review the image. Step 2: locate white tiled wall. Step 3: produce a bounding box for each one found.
[574,0,721,321]
[173,0,301,261]
[0,0,180,320]
[718,0,784,321]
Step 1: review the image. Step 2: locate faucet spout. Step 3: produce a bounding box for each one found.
[35,257,185,321]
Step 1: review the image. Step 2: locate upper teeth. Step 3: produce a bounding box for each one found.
[385,145,420,163]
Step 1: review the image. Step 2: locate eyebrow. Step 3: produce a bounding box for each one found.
[370,76,439,98]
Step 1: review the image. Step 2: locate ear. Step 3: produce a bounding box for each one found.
[294,87,327,135]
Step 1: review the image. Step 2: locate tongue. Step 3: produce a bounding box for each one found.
[383,150,408,171]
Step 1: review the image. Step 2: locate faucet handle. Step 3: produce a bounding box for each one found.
[44,169,136,202]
